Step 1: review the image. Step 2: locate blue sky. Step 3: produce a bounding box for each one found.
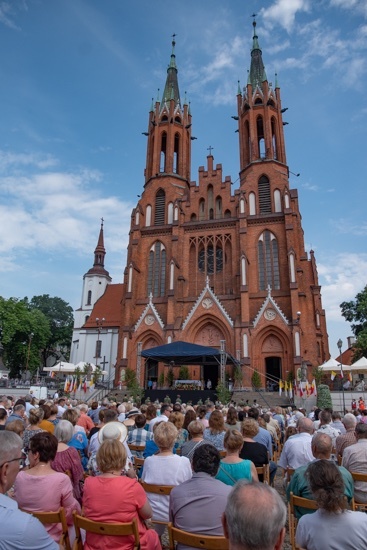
[0,0,366,359]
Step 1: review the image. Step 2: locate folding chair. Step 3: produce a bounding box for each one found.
[72,512,140,550]
[168,522,228,549]
[288,492,318,550]
[128,444,146,453]
[28,507,71,550]
[134,456,145,474]
[140,481,175,530]
[350,471,367,512]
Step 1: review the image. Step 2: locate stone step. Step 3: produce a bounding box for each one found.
[231,389,292,409]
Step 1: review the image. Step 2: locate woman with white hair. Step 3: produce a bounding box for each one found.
[52,420,84,503]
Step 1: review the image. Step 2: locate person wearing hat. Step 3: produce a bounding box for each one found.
[87,420,134,477]
[123,407,140,433]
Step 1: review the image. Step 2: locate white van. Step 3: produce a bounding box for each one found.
[29,386,48,400]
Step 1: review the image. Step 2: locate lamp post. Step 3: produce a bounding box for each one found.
[337,338,345,413]
[95,318,105,367]
[0,322,5,371]
[25,332,34,375]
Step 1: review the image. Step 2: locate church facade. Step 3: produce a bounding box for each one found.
[71,22,329,389]
[114,21,329,389]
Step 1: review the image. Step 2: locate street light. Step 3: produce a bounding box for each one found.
[25,332,34,373]
[337,338,345,413]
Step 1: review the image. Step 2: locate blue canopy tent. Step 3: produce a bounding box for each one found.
[141,340,237,367]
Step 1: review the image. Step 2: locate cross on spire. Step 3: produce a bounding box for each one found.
[207,145,214,156]
[101,217,104,227]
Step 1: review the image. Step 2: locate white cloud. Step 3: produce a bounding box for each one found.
[0,150,134,260]
[330,0,367,16]
[0,1,21,30]
[318,252,367,321]
[261,0,311,30]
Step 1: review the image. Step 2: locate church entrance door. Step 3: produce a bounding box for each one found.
[265,356,281,391]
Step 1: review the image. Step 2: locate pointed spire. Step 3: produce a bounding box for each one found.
[248,18,266,89]
[162,34,181,106]
[86,219,110,277]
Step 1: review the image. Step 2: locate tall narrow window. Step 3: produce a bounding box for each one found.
[147,242,166,297]
[271,117,278,159]
[155,189,165,225]
[274,189,281,212]
[174,133,180,174]
[257,116,265,158]
[249,192,256,215]
[258,230,280,290]
[146,205,152,227]
[167,202,173,224]
[198,245,223,275]
[87,290,92,305]
[95,340,102,359]
[160,132,167,172]
[258,176,271,213]
[215,196,222,219]
[199,199,205,221]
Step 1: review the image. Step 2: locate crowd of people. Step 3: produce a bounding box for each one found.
[0,391,367,549]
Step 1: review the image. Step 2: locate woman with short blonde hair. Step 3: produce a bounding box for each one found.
[169,411,188,450]
[83,439,160,549]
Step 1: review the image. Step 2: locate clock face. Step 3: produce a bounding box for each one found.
[264,308,276,321]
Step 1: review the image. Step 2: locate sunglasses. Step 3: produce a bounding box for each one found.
[0,456,24,469]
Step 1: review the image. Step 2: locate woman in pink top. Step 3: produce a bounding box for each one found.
[14,432,81,543]
[83,438,161,550]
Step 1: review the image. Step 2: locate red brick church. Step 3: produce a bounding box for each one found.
[76,21,329,390]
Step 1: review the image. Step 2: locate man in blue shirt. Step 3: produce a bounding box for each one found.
[0,431,58,549]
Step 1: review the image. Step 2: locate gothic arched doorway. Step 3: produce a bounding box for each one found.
[194,322,225,390]
[262,334,284,389]
[265,357,281,390]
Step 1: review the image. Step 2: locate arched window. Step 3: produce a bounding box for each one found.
[135,210,140,225]
[257,116,265,158]
[198,245,223,275]
[199,199,205,221]
[87,290,92,305]
[240,198,245,214]
[258,230,280,290]
[249,192,256,215]
[274,189,281,212]
[258,176,271,213]
[147,242,166,297]
[174,133,180,174]
[146,205,152,227]
[155,189,165,225]
[244,120,250,165]
[289,252,296,283]
[160,132,167,172]
[207,185,214,219]
[167,202,173,224]
[85,315,89,323]
[271,117,278,159]
[215,196,222,219]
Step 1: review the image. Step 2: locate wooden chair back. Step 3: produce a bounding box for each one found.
[134,457,145,473]
[255,464,270,484]
[289,492,318,550]
[128,444,146,452]
[28,507,71,550]
[286,467,295,483]
[140,481,174,495]
[72,512,140,550]
[350,471,367,512]
[168,522,228,549]
[219,450,227,458]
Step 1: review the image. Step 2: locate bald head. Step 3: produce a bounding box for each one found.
[223,481,286,550]
[312,433,332,458]
[297,417,314,434]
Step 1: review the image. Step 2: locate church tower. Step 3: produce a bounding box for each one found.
[116,23,329,389]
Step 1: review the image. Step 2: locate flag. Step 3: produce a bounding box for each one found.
[279,380,283,395]
[299,383,304,397]
[305,380,310,396]
[50,371,55,378]
[348,372,353,383]
[289,383,293,399]
[310,379,315,394]
[285,380,288,393]
[330,371,336,381]
[64,377,69,392]
[340,362,344,377]
[77,379,81,393]
[83,378,88,393]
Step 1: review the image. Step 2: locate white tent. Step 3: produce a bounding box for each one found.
[318,357,350,372]
[350,356,367,371]
[44,361,76,373]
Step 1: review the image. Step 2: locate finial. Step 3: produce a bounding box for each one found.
[157,88,160,102]
[150,97,154,111]
[251,12,257,35]
[237,79,241,94]
[101,217,104,228]
[184,90,187,105]
[275,73,279,88]
[171,33,176,50]
[188,101,191,115]
[207,145,214,156]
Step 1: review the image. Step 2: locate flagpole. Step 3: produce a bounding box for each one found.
[337,339,345,414]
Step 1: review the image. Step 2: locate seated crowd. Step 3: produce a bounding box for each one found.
[1,392,367,549]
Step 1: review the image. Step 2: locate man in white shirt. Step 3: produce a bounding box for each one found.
[278,417,314,470]
[149,404,172,432]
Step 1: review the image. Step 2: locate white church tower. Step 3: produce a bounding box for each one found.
[70,221,112,364]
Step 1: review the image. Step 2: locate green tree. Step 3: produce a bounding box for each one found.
[251,369,262,389]
[0,297,51,377]
[29,294,74,368]
[178,365,190,380]
[340,285,367,360]
[312,366,325,387]
[317,384,333,409]
[124,367,143,403]
[215,381,231,404]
